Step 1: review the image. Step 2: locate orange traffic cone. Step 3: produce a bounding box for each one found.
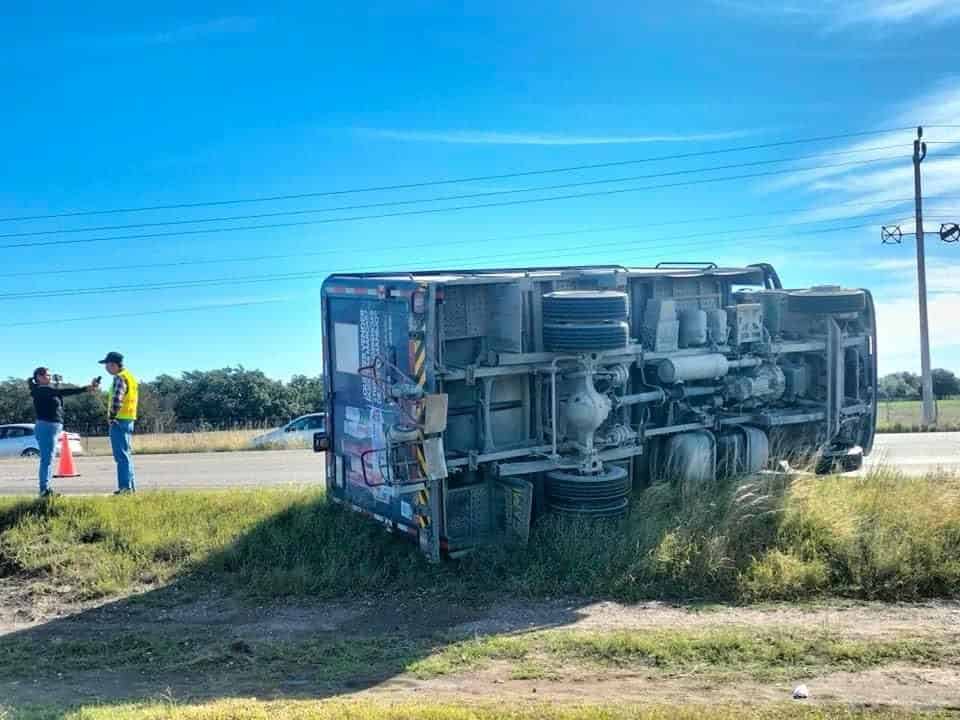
[54,431,80,478]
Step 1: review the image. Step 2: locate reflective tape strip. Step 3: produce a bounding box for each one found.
[411,336,427,387]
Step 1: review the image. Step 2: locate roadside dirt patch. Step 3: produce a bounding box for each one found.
[4,583,960,645]
[362,663,960,709]
[450,598,960,641]
[3,583,959,710]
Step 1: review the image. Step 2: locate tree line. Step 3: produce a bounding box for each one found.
[879,369,960,401]
[3,364,954,432]
[0,367,325,434]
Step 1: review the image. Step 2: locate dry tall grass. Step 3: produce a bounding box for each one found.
[80,430,308,456]
[2,467,956,604]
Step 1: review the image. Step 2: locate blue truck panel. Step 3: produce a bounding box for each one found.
[322,278,422,529]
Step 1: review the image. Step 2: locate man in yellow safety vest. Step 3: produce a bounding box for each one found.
[99,351,139,494]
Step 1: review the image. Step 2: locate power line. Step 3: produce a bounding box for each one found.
[0,156,915,251]
[0,145,909,240]
[0,127,917,224]
[0,218,897,302]
[0,299,288,329]
[0,195,920,280]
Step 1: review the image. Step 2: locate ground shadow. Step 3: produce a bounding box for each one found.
[0,466,803,714]
[0,495,605,712]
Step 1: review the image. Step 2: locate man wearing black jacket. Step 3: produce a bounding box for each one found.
[28,367,100,497]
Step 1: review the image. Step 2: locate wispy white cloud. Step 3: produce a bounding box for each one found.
[357,128,754,146]
[866,258,916,272]
[866,258,960,292]
[713,0,960,27]
[875,290,960,373]
[760,81,960,223]
[858,262,960,371]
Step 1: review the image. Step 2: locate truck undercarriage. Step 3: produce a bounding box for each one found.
[318,263,877,560]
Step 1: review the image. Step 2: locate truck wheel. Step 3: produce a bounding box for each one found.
[786,287,866,314]
[543,321,629,352]
[542,290,629,323]
[21,448,40,457]
[546,465,630,517]
[815,447,864,475]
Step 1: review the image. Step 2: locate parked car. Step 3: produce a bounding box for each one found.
[250,413,326,448]
[0,424,84,458]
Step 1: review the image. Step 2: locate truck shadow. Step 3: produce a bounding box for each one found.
[0,495,609,713]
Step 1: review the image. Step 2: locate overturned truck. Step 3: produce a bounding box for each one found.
[316,263,877,560]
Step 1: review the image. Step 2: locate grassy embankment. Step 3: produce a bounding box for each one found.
[2,470,958,604]
[2,471,960,719]
[79,430,308,456]
[876,399,960,433]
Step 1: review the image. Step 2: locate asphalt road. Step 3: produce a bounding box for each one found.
[0,433,957,496]
[0,449,324,496]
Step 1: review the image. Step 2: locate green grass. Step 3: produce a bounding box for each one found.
[5,625,944,685]
[408,627,952,680]
[1,469,959,604]
[0,630,422,684]
[9,700,958,720]
[0,490,310,597]
[876,399,960,433]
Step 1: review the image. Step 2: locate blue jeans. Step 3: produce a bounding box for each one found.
[36,420,62,494]
[110,420,136,491]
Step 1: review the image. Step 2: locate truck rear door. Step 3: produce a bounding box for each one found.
[322,278,421,523]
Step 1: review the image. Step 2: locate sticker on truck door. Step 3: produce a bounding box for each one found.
[344,406,369,439]
[334,323,360,374]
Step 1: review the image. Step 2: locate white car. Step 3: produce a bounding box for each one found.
[250,413,326,449]
[0,423,84,458]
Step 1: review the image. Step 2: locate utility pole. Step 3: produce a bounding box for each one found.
[913,126,937,428]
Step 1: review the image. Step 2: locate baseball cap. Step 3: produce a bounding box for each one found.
[98,351,124,365]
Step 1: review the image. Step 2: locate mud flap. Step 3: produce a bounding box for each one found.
[422,393,449,435]
[417,477,443,563]
[495,477,534,547]
[422,436,448,482]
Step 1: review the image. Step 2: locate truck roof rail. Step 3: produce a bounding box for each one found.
[746,262,784,289]
[654,262,718,270]
[330,264,632,278]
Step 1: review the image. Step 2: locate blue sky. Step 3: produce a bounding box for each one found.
[2,1,959,384]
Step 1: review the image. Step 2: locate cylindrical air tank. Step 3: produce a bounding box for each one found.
[707,308,728,344]
[657,354,730,383]
[678,308,708,348]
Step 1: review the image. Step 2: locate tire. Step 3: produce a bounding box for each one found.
[543,291,629,323]
[815,447,864,475]
[786,287,866,315]
[546,465,630,517]
[21,448,40,457]
[543,321,629,352]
